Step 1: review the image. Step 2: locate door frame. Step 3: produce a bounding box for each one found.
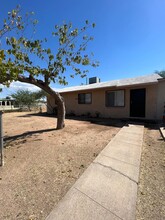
[130,88,146,118]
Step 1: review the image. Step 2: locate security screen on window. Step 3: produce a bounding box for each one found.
[78,93,92,104]
[106,90,124,107]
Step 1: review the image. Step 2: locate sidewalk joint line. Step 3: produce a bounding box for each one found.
[119,130,143,135]
[93,161,137,184]
[109,139,142,146]
[74,186,123,220]
[100,154,139,167]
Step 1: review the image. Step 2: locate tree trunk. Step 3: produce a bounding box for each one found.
[56,95,65,129]
[36,85,65,130]
[43,88,65,130]
[16,76,65,130]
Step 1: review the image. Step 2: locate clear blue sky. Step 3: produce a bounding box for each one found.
[0,0,165,97]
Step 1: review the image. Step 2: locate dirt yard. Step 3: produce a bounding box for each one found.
[0,112,122,220]
[136,125,165,220]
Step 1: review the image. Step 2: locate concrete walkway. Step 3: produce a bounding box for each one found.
[46,124,144,220]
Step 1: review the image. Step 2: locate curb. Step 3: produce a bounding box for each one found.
[159,126,165,141]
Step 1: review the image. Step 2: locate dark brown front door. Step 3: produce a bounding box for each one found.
[130,88,146,117]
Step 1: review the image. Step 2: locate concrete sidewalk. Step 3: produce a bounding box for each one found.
[46,124,144,220]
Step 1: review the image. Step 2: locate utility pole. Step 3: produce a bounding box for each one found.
[0,111,4,166]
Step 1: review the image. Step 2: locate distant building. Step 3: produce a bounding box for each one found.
[0,98,16,110]
[47,73,165,121]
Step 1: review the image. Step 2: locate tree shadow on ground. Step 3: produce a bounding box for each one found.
[8,112,125,149]
[6,112,164,148]
[4,128,56,148]
[17,112,54,118]
[17,112,163,128]
[17,112,125,128]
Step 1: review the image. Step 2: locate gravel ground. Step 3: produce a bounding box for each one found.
[0,112,122,220]
[136,125,165,220]
[1,112,164,220]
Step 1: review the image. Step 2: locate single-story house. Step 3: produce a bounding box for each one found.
[47,73,165,121]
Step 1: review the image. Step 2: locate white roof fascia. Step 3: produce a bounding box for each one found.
[55,73,162,94]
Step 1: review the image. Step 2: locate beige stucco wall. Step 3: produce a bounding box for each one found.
[47,83,160,120]
[156,80,165,120]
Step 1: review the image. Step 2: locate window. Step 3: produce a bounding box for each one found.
[106,90,124,107]
[78,93,92,104]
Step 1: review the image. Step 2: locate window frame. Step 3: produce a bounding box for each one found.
[78,93,92,104]
[105,89,125,107]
